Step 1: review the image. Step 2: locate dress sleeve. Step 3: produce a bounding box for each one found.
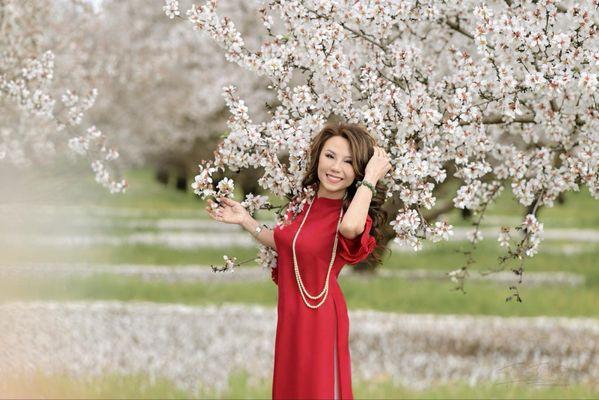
[337,213,377,265]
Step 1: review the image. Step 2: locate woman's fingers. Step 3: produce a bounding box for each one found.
[220,196,236,207]
[208,198,228,211]
[206,208,216,220]
[205,199,225,222]
[375,146,389,160]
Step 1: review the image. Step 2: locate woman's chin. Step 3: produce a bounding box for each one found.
[320,182,348,196]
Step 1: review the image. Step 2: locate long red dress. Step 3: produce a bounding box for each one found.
[271,193,377,399]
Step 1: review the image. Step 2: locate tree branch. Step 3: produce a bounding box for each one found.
[459,114,537,126]
[445,17,495,51]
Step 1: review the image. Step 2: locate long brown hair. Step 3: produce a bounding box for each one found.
[301,122,388,266]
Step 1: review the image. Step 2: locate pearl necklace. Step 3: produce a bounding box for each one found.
[292,195,344,309]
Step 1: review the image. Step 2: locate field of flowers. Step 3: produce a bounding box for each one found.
[0,168,598,398]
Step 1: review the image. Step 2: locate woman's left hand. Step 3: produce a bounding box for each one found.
[364,145,392,183]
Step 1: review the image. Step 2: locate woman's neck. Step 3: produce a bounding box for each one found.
[316,185,346,200]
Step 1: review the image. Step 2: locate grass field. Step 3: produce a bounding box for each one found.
[1,271,598,318]
[2,371,597,399]
[1,165,598,398]
[1,166,598,317]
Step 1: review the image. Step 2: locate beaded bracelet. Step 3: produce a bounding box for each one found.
[356,179,376,196]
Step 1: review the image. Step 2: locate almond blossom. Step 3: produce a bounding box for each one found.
[168,0,598,287]
[0,1,125,192]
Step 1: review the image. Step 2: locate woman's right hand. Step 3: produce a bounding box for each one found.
[205,196,249,225]
[364,145,392,183]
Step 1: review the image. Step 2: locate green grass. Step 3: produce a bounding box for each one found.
[383,240,599,286]
[441,182,599,229]
[0,244,261,266]
[0,372,190,399]
[2,165,598,316]
[3,239,598,284]
[2,272,598,318]
[488,186,599,229]
[1,371,597,399]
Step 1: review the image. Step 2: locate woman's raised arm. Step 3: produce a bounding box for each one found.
[339,146,391,239]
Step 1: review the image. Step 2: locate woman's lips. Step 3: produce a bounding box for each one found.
[326,173,342,183]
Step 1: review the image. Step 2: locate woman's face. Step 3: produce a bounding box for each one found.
[316,135,356,199]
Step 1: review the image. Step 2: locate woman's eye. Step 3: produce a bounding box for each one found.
[326,154,333,159]
[344,160,351,164]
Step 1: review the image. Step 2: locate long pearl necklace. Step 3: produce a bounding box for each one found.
[292,194,344,309]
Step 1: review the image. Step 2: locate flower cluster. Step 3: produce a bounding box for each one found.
[170,0,598,273]
[520,214,544,257]
[257,244,278,271]
[277,184,317,227]
[390,209,423,251]
[191,161,221,198]
[163,0,180,19]
[61,89,98,126]
[1,2,126,193]
[1,51,56,118]
[498,226,511,248]
[240,193,269,216]
[91,160,127,194]
[216,177,235,198]
[428,220,454,243]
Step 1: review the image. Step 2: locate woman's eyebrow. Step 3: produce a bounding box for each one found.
[325,149,352,158]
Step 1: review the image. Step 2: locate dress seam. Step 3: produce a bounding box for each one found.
[332,293,340,399]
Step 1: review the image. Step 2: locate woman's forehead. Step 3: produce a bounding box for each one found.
[322,136,352,156]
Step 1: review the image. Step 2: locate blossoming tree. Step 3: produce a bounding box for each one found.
[0,0,126,193]
[84,0,274,193]
[167,0,598,292]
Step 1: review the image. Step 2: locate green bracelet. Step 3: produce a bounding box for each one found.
[356,179,376,196]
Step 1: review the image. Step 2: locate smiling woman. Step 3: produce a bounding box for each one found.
[205,121,392,399]
[318,139,356,197]
[267,122,391,399]
[302,123,390,247]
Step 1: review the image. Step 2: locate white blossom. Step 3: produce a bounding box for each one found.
[216,177,235,198]
[163,0,180,19]
[167,0,599,264]
[1,3,125,193]
[240,193,269,216]
[429,221,454,243]
[498,226,511,248]
[466,229,483,244]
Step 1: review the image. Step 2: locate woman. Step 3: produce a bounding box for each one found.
[206,122,391,399]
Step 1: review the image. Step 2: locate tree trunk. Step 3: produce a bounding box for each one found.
[155,168,169,186]
[175,175,187,192]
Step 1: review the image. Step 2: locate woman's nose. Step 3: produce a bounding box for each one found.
[331,161,342,172]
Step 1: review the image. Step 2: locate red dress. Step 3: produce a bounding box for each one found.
[271,193,377,399]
